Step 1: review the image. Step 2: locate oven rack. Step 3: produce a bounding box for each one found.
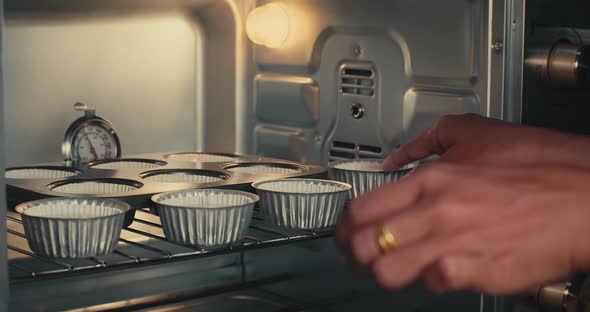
[6,208,334,284]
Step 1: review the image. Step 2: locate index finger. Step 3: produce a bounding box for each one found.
[383,127,444,171]
[383,114,490,171]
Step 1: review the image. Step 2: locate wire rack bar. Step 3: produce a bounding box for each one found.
[117,238,172,257]
[8,245,72,270]
[7,211,334,284]
[112,250,140,262]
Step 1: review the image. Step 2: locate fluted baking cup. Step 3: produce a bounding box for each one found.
[163,152,241,163]
[15,198,129,258]
[89,159,167,170]
[253,178,351,230]
[141,169,229,184]
[152,189,258,247]
[49,179,142,194]
[329,159,417,198]
[6,167,79,179]
[224,162,306,175]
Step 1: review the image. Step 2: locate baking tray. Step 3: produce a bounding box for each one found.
[5,152,327,226]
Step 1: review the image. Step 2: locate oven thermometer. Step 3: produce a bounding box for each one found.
[62,103,121,162]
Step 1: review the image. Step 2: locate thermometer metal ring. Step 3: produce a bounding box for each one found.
[62,114,121,162]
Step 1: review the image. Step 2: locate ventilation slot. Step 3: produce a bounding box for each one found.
[340,66,375,96]
[333,141,356,150]
[329,141,384,161]
[329,150,356,159]
[343,68,372,77]
[359,145,382,154]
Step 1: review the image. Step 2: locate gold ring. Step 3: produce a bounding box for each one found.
[377,222,399,254]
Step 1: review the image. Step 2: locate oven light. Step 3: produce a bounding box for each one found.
[246,3,290,48]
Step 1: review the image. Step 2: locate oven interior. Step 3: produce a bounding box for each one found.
[1,0,588,311]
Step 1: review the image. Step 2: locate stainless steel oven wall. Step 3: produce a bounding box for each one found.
[2,0,241,166]
[245,0,505,165]
[1,1,10,310]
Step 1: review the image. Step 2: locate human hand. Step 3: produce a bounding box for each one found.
[336,162,590,295]
[383,113,590,171]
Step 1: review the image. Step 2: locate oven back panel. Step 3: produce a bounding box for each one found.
[246,0,493,165]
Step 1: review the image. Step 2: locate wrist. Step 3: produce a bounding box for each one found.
[571,135,590,164]
[549,132,590,168]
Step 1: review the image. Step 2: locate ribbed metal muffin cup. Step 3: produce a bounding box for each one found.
[141,169,229,184]
[163,152,242,163]
[49,178,143,194]
[88,158,167,170]
[151,189,259,247]
[142,170,232,215]
[224,162,307,175]
[252,178,352,230]
[15,198,130,259]
[329,159,417,199]
[5,166,80,179]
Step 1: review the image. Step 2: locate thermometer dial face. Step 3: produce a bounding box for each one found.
[62,117,121,162]
[72,126,118,162]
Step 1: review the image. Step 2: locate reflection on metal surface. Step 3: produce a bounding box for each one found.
[525,40,590,88]
[535,283,570,311]
[548,41,590,87]
[255,74,319,127]
[65,276,292,312]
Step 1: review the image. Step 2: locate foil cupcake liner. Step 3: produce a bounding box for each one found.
[142,170,228,184]
[90,159,167,170]
[252,178,351,230]
[164,152,240,163]
[151,189,258,247]
[329,159,417,199]
[15,198,130,258]
[50,179,142,194]
[6,167,79,179]
[225,163,305,175]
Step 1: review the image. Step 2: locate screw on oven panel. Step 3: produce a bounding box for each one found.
[353,45,362,57]
[315,135,323,143]
[351,103,365,119]
[492,41,503,53]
